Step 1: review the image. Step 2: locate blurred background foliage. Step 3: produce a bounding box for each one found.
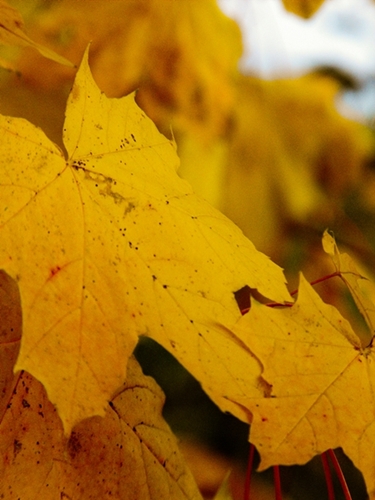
[1,0,374,498]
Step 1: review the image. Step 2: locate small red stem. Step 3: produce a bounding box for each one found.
[289,271,341,297]
[265,301,293,309]
[244,443,255,500]
[321,452,336,500]
[327,449,353,500]
[273,466,282,500]
[265,271,341,309]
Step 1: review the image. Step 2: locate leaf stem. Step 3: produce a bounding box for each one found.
[321,451,336,500]
[289,272,341,297]
[265,271,341,309]
[273,466,282,500]
[244,443,255,500]
[327,449,353,500]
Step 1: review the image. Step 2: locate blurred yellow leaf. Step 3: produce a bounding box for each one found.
[0,0,74,68]
[213,472,232,500]
[219,74,374,256]
[0,48,289,433]
[17,0,242,141]
[281,0,326,18]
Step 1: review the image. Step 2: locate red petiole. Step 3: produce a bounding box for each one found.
[288,271,341,298]
[259,271,341,310]
[273,465,282,500]
[244,443,255,500]
[327,449,353,500]
[322,451,336,500]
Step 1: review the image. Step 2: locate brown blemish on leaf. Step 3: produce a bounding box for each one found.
[13,439,22,457]
[67,431,82,459]
[71,83,80,102]
[50,265,61,278]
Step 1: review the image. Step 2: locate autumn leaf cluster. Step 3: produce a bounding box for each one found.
[1,0,375,499]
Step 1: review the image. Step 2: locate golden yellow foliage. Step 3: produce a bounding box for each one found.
[17,0,242,141]
[0,268,202,498]
[281,0,326,18]
[232,273,375,498]
[0,48,289,433]
[1,2,375,497]
[220,74,374,256]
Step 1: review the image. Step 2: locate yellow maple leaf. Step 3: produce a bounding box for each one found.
[323,229,375,345]
[0,355,203,499]
[231,274,375,498]
[281,0,326,18]
[0,47,290,433]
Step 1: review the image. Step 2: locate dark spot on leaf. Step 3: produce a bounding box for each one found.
[50,265,61,278]
[13,439,22,457]
[71,84,80,101]
[61,492,73,499]
[68,432,82,459]
[22,399,30,408]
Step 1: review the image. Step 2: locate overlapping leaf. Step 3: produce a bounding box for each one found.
[323,230,375,345]
[0,355,203,500]
[231,273,375,498]
[0,47,290,433]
